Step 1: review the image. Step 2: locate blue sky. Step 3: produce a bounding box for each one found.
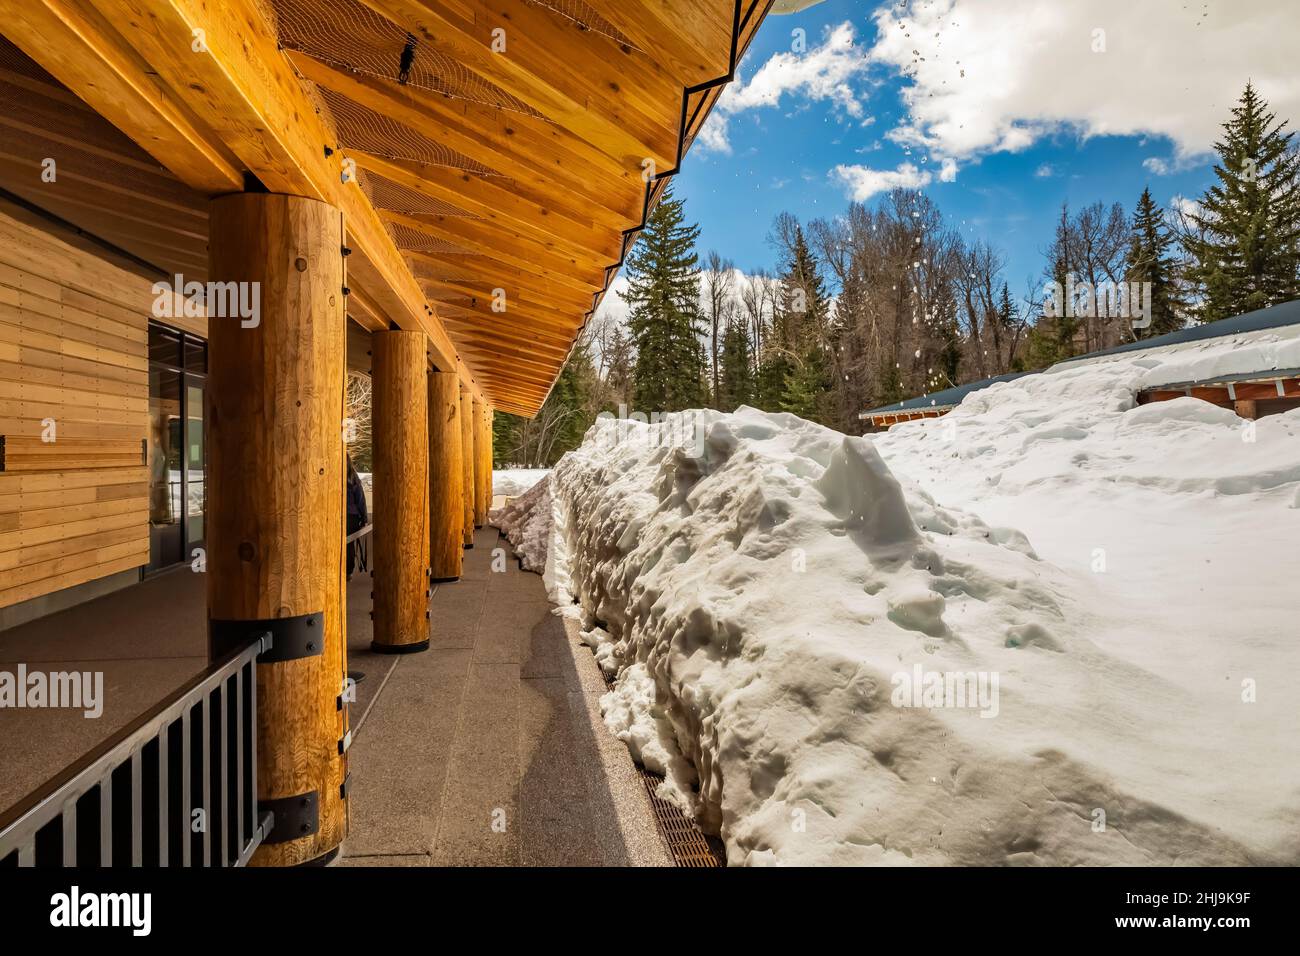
[662,0,1297,301]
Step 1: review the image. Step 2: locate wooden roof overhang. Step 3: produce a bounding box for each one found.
[0,0,773,416]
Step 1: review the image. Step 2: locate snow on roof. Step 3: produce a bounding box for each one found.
[860,298,1300,419]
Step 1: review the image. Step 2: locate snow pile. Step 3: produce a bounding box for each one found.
[874,329,1300,704]
[541,329,1300,866]
[489,475,552,572]
[493,468,549,498]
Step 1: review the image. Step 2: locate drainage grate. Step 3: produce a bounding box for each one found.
[589,646,725,868]
[634,766,726,868]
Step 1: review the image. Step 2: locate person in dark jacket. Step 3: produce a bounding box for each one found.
[345,454,368,580]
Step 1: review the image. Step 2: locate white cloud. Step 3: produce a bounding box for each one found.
[866,0,1300,164]
[1143,157,1171,175]
[695,113,732,155]
[701,21,872,153]
[833,161,934,201]
[1034,163,1055,178]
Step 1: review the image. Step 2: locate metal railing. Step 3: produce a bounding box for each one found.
[0,637,272,867]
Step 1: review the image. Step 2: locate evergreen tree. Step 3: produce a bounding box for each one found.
[769,222,833,421]
[717,314,754,411]
[996,283,1017,336]
[492,345,596,467]
[1185,82,1300,320]
[602,322,636,406]
[754,351,794,411]
[1125,187,1184,337]
[780,346,831,422]
[1024,211,1080,368]
[625,185,706,411]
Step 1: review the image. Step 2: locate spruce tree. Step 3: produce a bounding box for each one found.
[778,225,832,349]
[717,315,754,411]
[625,185,706,412]
[1126,187,1184,337]
[1185,82,1300,320]
[754,351,794,411]
[771,223,833,421]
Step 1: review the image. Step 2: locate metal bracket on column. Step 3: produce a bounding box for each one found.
[210,611,326,662]
[339,773,352,800]
[259,791,320,845]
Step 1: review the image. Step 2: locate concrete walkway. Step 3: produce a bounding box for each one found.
[341,526,671,866]
[0,524,671,866]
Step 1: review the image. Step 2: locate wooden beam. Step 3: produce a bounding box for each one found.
[457,345,562,377]
[354,150,628,256]
[371,329,431,652]
[446,326,573,360]
[422,278,586,329]
[286,51,640,226]
[3,0,243,193]
[362,0,680,169]
[405,250,600,311]
[380,209,604,293]
[587,0,734,86]
[78,0,486,403]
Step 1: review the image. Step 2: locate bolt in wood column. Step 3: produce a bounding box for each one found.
[371,330,430,653]
[471,396,487,528]
[207,193,347,866]
[459,385,476,547]
[428,370,463,581]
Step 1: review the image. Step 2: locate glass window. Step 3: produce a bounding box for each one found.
[148,324,182,368]
[147,366,183,571]
[184,337,207,374]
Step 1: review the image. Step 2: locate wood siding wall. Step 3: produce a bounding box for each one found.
[0,202,155,608]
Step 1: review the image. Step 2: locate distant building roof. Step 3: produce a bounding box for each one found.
[860,299,1300,420]
[859,371,1033,419]
[1057,297,1300,365]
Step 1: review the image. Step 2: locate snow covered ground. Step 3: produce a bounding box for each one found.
[501,326,1300,866]
[493,468,549,498]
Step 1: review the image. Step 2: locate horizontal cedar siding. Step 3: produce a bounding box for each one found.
[0,202,156,607]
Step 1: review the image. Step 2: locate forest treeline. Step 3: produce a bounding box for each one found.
[495,84,1300,467]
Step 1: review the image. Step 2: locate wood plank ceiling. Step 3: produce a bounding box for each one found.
[0,0,773,416]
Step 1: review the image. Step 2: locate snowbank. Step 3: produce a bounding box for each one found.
[493,468,550,498]
[537,327,1300,866]
[489,476,552,572]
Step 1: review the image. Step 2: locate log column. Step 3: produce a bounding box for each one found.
[428,370,463,581]
[482,405,494,512]
[207,193,347,866]
[472,397,488,527]
[458,385,475,547]
[462,389,479,538]
[371,330,430,653]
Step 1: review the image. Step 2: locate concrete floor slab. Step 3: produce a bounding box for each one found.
[2,525,672,868]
